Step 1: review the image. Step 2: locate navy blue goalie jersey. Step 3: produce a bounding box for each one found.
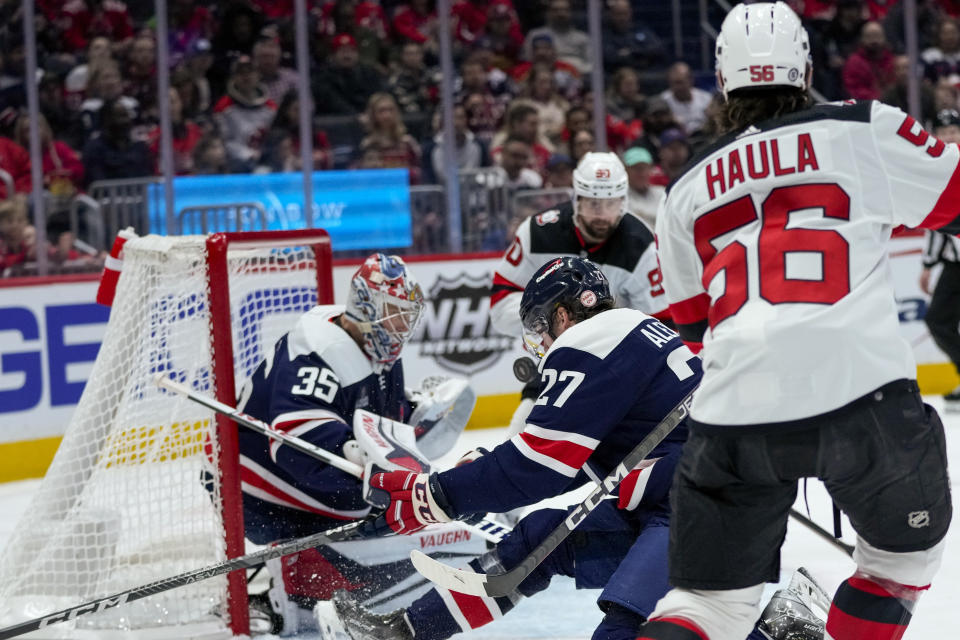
[437,308,700,517]
[237,305,410,524]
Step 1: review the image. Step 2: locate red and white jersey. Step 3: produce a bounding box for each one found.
[657,100,960,427]
[489,201,669,337]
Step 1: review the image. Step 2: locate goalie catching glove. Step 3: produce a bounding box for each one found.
[407,376,476,459]
[366,470,454,535]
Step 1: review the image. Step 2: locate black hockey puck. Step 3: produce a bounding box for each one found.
[513,357,538,383]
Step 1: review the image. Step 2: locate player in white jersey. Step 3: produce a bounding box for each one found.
[920,109,960,412]
[489,151,670,434]
[640,4,953,640]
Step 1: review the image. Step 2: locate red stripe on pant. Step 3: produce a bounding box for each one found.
[448,590,496,629]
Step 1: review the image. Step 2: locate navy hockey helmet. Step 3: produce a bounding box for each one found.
[519,257,614,358]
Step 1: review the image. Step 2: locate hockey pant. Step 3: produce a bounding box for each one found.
[406,502,673,640]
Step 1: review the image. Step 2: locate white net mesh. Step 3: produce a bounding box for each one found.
[0,233,328,636]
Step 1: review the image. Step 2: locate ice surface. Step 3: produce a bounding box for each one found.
[2,396,958,639]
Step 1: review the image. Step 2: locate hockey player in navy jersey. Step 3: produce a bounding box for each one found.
[316,257,694,640]
[236,253,482,635]
[641,3,953,640]
[489,152,671,436]
[317,257,829,640]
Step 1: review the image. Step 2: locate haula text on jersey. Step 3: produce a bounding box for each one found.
[706,132,819,199]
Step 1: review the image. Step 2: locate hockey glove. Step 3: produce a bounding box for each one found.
[367,470,453,535]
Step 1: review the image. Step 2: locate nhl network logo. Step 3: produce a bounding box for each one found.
[410,272,514,375]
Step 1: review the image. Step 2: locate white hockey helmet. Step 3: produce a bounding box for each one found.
[715,1,810,99]
[573,151,628,201]
[571,151,628,240]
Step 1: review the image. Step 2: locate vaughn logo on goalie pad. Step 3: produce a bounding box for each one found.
[410,273,514,375]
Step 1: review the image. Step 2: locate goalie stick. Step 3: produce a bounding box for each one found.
[410,388,696,598]
[155,375,511,544]
[0,519,375,640]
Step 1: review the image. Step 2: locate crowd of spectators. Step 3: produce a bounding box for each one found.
[1,0,960,274]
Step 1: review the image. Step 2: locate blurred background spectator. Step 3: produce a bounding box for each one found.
[492,100,551,175]
[623,146,663,230]
[660,62,712,135]
[79,60,139,142]
[0,133,30,198]
[213,55,276,172]
[650,127,690,185]
[14,113,83,200]
[313,33,383,115]
[192,132,229,175]
[358,92,421,183]
[261,89,332,173]
[147,87,203,175]
[423,104,490,184]
[633,96,680,163]
[82,96,152,185]
[388,41,438,115]
[602,0,666,71]
[252,32,298,105]
[922,18,960,85]
[0,194,34,273]
[843,21,896,99]
[523,0,590,74]
[883,54,937,125]
[543,152,573,188]
[524,66,568,147]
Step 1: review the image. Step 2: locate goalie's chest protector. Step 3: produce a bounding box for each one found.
[241,305,409,432]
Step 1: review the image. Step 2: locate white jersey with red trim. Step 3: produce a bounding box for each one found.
[657,99,960,427]
[237,305,410,523]
[489,201,669,338]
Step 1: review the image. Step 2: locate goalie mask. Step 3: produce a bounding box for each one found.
[519,257,614,359]
[572,152,628,243]
[345,253,424,369]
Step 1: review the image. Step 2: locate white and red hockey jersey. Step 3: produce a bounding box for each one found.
[489,201,670,337]
[657,100,960,427]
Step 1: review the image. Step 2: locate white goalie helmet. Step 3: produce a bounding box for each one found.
[715,1,810,99]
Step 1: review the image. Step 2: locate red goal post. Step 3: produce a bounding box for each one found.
[0,229,334,638]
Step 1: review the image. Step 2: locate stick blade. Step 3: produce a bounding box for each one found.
[409,550,490,597]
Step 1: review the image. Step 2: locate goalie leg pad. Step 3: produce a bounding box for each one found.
[408,377,477,459]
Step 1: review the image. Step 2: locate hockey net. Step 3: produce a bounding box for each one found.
[0,230,334,638]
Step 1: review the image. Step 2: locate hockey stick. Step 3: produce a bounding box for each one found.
[0,518,375,640]
[155,375,511,544]
[789,508,855,557]
[410,388,696,598]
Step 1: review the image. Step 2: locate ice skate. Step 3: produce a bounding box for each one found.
[943,385,960,413]
[247,583,319,636]
[757,567,830,640]
[316,589,414,640]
